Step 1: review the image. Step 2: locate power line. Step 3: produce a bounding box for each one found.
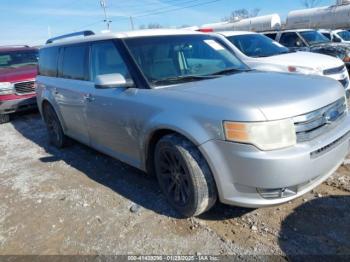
[137,0,222,18]
[109,0,212,19]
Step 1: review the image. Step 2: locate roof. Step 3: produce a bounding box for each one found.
[216,31,258,37]
[0,46,38,52]
[43,29,203,48]
[281,29,317,33]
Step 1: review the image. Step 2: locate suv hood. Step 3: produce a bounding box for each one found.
[0,65,37,83]
[170,71,345,121]
[257,51,343,71]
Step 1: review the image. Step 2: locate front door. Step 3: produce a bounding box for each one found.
[85,40,141,166]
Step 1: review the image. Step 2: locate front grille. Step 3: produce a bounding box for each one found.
[323,65,346,75]
[14,81,35,94]
[293,97,347,142]
[339,78,349,88]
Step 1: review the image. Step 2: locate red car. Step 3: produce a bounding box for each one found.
[0,46,38,124]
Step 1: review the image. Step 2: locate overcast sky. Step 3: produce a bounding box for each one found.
[1,0,334,45]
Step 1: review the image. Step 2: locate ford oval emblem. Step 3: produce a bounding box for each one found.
[325,109,340,124]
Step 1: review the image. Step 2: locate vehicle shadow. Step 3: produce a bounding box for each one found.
[11,114,250,220]
[279,196,350,261]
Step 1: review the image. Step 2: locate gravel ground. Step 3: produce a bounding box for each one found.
[0,111,349,258]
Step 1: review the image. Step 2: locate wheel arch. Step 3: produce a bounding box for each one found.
[40,99,67,133]
[144,126,212,178]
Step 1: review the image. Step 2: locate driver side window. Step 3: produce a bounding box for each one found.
[280,33,305,48]
[90,41,130,81]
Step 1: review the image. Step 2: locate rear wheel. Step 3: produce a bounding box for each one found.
[0,114,10,124]
[43,104,69,148]
[154,134,217,217]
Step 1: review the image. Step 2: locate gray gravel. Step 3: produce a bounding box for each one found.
[0,112,349,257]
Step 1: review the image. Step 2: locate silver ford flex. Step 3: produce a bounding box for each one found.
[36,29,350,217]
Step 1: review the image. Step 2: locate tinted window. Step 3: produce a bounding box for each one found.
[39,48,58,77]
[61,45,88,80]
[299,31,330,45]
[264,33,277,40]
[124,35,248,86]
[227,34,289,58]
[279,32,305,47]
[322,33,331,40]
[90,41,130,81]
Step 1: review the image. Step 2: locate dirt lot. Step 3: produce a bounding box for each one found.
[0,111,349,258]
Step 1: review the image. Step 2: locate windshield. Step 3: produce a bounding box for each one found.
[124,35,249,86]
[0,50,38,69]
[337,30,350,41]
[226,34,290,58]
[299,31,330,45]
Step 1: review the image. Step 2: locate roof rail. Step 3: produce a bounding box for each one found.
[46,30,95,44]
[0,45,30,48]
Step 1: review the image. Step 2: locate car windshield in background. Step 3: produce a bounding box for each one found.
[124,35,249,86]
[299,31,330,45]
[227,34,290,58]
[0,50,38,69]
[337,30,350,41]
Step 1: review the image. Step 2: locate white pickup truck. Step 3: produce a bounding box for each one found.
[215,31,350,98]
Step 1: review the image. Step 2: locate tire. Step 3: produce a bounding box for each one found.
[0,114,10,124]
[43,104,69,148]
[154,134,217,217]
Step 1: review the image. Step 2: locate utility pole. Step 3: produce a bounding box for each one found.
[129,16,135,30]
[100,0,112,31]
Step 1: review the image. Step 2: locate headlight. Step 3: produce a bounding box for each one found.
[288,66,321,75]
[223,119,296,151]
[0,82,14,95]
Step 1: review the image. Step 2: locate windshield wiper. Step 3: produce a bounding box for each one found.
[152,75,217,85]
[209,68,251,76]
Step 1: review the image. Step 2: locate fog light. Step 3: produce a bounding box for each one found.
[257,187,297,199]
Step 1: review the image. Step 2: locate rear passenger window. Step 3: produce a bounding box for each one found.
[90,41,130,81]
[39,47,59,77]
[61,45,88,81]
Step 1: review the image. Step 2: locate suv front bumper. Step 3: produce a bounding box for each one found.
[0,95,37,114]
[199,114,350,208]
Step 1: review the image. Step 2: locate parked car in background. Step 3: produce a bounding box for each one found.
[319,29,350,43]
[214,31,350,98]
[36,29,350,217]
[0,45,38,123]
[264,29,350,71]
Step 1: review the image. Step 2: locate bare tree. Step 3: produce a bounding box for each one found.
[222,8,261,22]
[301,0,322,8]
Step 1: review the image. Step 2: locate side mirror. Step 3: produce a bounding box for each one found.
[94,73,134,89]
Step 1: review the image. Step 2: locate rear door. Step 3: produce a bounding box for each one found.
[53,44,93,144]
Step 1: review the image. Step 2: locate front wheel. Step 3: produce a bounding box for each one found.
[154,134,217,217]
[0,114,10,124]
[43,104,69,148]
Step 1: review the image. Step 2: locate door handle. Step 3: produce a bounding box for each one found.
[83,93,95,102]
[53,88,59,95]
